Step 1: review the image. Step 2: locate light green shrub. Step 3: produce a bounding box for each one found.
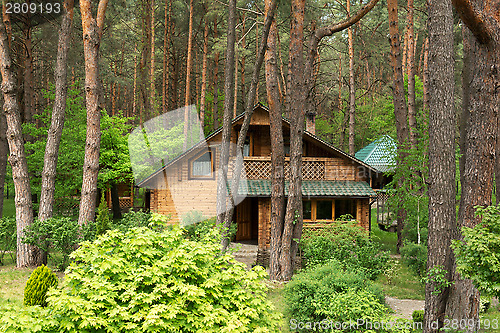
[23,265,58,307]
[47,226,281,332]
[400,242,427,279]
[96,193,111,235]
[412,310,424,323]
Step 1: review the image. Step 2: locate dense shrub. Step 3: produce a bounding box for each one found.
[300,221,389,280]
[400,242,427,279]
[183,214,236,242]
[0,304,58,332]
[412,310,424,323]
[284,261,385,326]
[112,209,152,231]
[24,265,58,307]
[22,217,94,271]
[46,227,281,332]
[0,217,16,264]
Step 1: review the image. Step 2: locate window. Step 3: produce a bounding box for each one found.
[303,199,357,221]
[189,150,214,179]
[243,136,251,157]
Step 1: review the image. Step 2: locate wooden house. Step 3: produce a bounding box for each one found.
[136,105,382,264]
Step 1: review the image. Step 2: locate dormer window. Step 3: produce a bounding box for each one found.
[189,150,214,179]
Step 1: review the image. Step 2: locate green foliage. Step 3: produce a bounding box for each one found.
[22,217,95,271]
[46,227,281,332]
[96,193,111,236]
[23,265,58,307]
[383,259,400,286]
[400,242,428,279]
[182,214,237,243]
[0,304,58,332]
[423,265,453,295]
[0,217,16,265]
[112,210,152,231]
[451,205,500,297]
[284,261,391,332]
[412,310,424,323]
[300,221,389,280]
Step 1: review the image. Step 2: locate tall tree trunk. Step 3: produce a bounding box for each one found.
[424,0,455,331]
[217,0,237,249]
[0,16,39,267]
[78,0,109,225]
[406,0,417,148]
[347,0,355,155]
[150,0,156,115]
[22,12,34,130]
[265,0,285,281]
[387,0,409,253]
[422,37,429,114]
[110,182,122,219]
[163,0,172,114]
[38,0,74,264]
[183,0,194,151]
[200,19,208,128]
[0,112,6,217]
[446,0,500,325]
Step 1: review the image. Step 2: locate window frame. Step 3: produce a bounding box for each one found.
[188,149,215,180]
[302,199,357,221]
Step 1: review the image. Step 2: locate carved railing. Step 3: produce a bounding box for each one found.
[243,157,326,180]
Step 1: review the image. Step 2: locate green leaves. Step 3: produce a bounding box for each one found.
[451,205,500,297]
[24,265,58,307]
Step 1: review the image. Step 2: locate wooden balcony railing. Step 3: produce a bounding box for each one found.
[243,156,326,180]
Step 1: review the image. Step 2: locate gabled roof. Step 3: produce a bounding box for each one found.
[355,135,396,173]
[136,105,379,187]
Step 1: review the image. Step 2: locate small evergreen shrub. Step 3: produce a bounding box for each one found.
[412,310,424,323]
[300,221,389,280]
[24,265,58,307]
[47,226,281,332]
[96,193,111,235]
[400,242,428,279]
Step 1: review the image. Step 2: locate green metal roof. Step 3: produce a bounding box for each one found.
[233,180,376,197]
[355,135,396,173]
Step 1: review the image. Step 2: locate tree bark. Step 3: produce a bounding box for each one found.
[265,0,286,281]
[217,0,237,249]
[446,0,500,326]
[200,19,208,128]
[150,0,156,115]
[0,16,39,267]
[183,0,194,151]
[78,0,108,225]
[0,112,7,217]
[347,0,355,155]
[424,0,456,331]
[110,182,122,219]
[406,0,417,148]
[39,0,74,223]
[387,0,409,253]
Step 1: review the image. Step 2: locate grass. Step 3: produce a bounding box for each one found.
[374,258,425,300]
[480,304,500,333]
[2,197,15,217]
[371,209,398,255]
[0,263,33,307]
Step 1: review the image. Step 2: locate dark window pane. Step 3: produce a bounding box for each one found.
[303,200,312,220]
[316,201,332,220]
[335,200,355,220]
[192,152,212,177]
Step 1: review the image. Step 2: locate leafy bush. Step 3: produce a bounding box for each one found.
[451,205,500,297]
[400,242,427,279]
[183,215,236,242]
[46,227,281,332]
[95,193,111,235]
[412,310,424,323]
[112,209,152,231]
[0,304,58,332]
[24,265,58,307]
[0,217,16,264]
[284,260,385,326]
[300,221,389,280]
[22,217,95,271]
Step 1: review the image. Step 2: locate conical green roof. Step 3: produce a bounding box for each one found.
[355,135,396,173]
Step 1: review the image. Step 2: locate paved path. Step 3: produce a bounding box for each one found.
[385,296,424,320]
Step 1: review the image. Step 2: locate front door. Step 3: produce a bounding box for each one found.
[235,198,252,241]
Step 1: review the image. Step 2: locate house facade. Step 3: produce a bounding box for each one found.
[136,105,382,264]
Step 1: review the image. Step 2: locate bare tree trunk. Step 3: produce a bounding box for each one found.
[150,0,156,115]
[0,112,6,217]
[424,0,455,331]
[265,0,285,281]
[182,0,194,151]
[39,0,74,223]
[347,0,355,155]
[0,17,39,267]
[422,37,429,114]
[217,0,237,249]
[22,12,34,130]
[387,0,409,253]
[200,19,208,128]
[406,0,417,148]
[78,0,109,225]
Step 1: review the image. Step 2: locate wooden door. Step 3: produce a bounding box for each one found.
[235,198,252,240]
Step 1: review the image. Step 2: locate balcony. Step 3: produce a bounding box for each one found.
[243,156,326,180]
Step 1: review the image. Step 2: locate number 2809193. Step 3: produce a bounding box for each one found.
[5,2,61,14]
